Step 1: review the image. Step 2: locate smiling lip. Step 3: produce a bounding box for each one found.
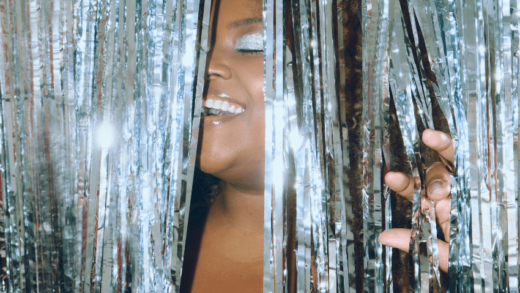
[201,92,246,125]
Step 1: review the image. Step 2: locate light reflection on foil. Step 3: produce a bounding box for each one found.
[262,0,278,291]
[512,0,520,289]
[335,1,357,291]
[2,0,520,291]
[261,0,349,290]
[290,0,318,291]
[0,0,209,291]
[391,0,520,290]
[361,0,394,290]
[388,6,436,291]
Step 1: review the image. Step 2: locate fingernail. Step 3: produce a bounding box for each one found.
[441,133,448,140]
[429,179,443,194]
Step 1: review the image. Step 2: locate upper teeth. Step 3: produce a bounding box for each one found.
[204,99,245,114]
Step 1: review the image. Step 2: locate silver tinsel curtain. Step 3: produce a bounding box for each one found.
[0,0,518,292]
[0,0,210,291]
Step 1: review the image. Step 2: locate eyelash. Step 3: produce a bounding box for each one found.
[236,49,263,56]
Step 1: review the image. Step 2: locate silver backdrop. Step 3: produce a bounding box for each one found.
[0,0,518,292]
[0,0,210,291]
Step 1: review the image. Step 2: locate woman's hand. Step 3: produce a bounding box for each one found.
[378,129,454,273]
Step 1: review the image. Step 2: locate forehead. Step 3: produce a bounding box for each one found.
[214,0,263,25]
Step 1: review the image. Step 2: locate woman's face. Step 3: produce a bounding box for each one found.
[198,0,265,192]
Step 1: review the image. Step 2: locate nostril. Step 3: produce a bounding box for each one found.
[206,61,233,80]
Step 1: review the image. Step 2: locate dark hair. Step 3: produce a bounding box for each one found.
[190,167,221,211]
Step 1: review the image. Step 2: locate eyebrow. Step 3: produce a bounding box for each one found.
[226,17,262,29]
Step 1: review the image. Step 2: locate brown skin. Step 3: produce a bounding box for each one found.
[379,129,453,274]
[187,0,264,292]
[188,0,452,290]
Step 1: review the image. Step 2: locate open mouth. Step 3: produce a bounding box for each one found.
[201,99,245,117]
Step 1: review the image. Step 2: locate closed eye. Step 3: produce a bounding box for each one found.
[235,32,263,55]
[236,49,263,56]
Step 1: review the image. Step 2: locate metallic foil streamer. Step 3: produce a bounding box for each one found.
[387,6,439,291]
[289,0,322,291]
[383,186,393,293]
[276,0,520,290]
[312,0,332,290]
[379,23,392,293]
[502,0,519,288]
[465,0,519,289]
[380,19,393,292]
[300,0,320,289]
[0,0,210,291]
[263,0,347,291]
[262,0,288,291]
[6,0,520,291]
[485,0,512,290]
[513,0,520,289]
[306,1,329,291]
[329,1,356,292]
[459,0,504,290]
[459,0,489,289]
[394,7,444,293]
[335,1,356,291]
[399,0,470,289]
[361,0,394,290]
[390,0,520,290]
[318,0,348,291]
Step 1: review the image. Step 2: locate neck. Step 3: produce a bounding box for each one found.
[209,181,264,233]
[201,180,264,263]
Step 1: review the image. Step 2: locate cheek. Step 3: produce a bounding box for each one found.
[237,57,265,120]
[198,58,266,176]
[240,58,264,100]
[242,60,265,147]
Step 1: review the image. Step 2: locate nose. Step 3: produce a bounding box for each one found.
[206,52,232,80]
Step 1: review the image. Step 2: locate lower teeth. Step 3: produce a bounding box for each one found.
[201,107,235,116]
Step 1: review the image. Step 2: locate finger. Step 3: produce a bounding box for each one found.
[385,172,415,202]
[425,161,451,201]
[421,196,433,218]
[378,228,411,252]
[421,198,450,273]
[379,228,450,273]
[437,239,449,273]
[422,129,454,163]
[435,197,451,241]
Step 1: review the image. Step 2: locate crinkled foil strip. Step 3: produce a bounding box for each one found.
[403,0,471,288]
[390,0,520,291]
[318,0,349,292]
[262,0,287,291]
[388,5,441,290]
[388,2,445,290]
[459,0,490,289]
[512,0,520,289]
[263,0,349,291]
[422,0,478,290]
[290,0,317,291]
[2,0,520,291]
[0,0,209,291]
[361,0,395,290]
[387,1,443,291]
[335,1,356,291]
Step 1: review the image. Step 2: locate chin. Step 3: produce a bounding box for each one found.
[197,151,264,192]
[197,144,232,175]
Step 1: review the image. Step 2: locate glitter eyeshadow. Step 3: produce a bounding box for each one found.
[1,0,519,291]
[235,32,263,51]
